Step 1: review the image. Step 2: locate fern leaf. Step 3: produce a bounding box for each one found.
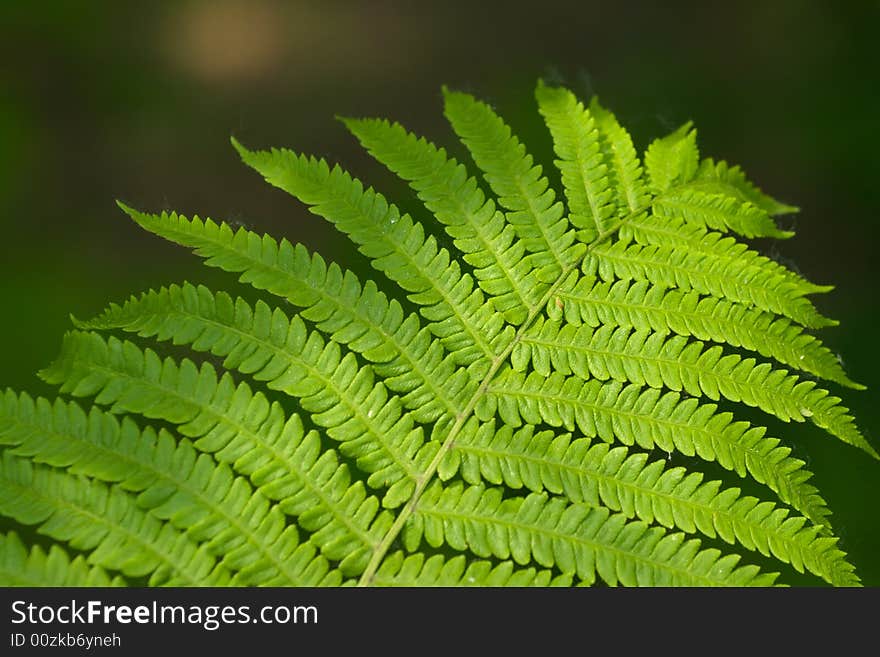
[622,214,826,294]
[483,370,832,528]
[584,240,835,328]
[0,532,125,587]
[556,278,861,388]
[371,551,573,587]
[653,188,792,239]
[514,319,872,456]
[443,422,855,585]
[535,80,616,241]
[228,147,511,367]
[342,116,543,324]
[406,482,778,586]
[39,331,390,574]
[644,121,699,193]
[696,157,799,215]
[84,281,468,434]
[76,285,439,489]
[115,209,472,416]
[442,88,580,278]
[590,97,649,215]
[0,454,227,585]
[0,391,340,586]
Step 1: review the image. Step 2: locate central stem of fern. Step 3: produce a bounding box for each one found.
[357,213,636,585]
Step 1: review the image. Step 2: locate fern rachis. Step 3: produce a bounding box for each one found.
[0,80,873,587]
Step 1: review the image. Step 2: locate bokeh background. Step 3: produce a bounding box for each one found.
[1,0,877,585]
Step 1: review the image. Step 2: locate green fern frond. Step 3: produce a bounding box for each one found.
[583,239,835,328]
[441,421,855,585]
[72,291,430,486]
[622,214,822,294]
[535,80,616,241]
[341,116,543,324]
[644,121,700,194]
[0,391,340,585]
[0,453,228,585]
[106,210,466,421]
[77,285,458,507]
[0,532,125,587]
[554,277,860,388]
[228,143,510,369]
[39,332,390,574]
[371,551,573,587]
[442,88,581,278]
[482,370,832,528]
[652,188,793,239]
[590,97,649,215]
[513,319,870,455]
[1,79,872,587]
[695,157,800,215]
[406,482,779,587]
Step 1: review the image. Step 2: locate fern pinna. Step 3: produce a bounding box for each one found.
[0,80,873,587]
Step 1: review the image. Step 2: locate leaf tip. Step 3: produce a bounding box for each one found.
[230,135,252,159]
[116,201,152,228]
[337,115,365,136]
[115,199,135,215]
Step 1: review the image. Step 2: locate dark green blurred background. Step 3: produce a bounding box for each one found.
[1,0,877,585]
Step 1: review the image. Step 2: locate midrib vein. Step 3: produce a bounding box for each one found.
[357,201,649,586]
